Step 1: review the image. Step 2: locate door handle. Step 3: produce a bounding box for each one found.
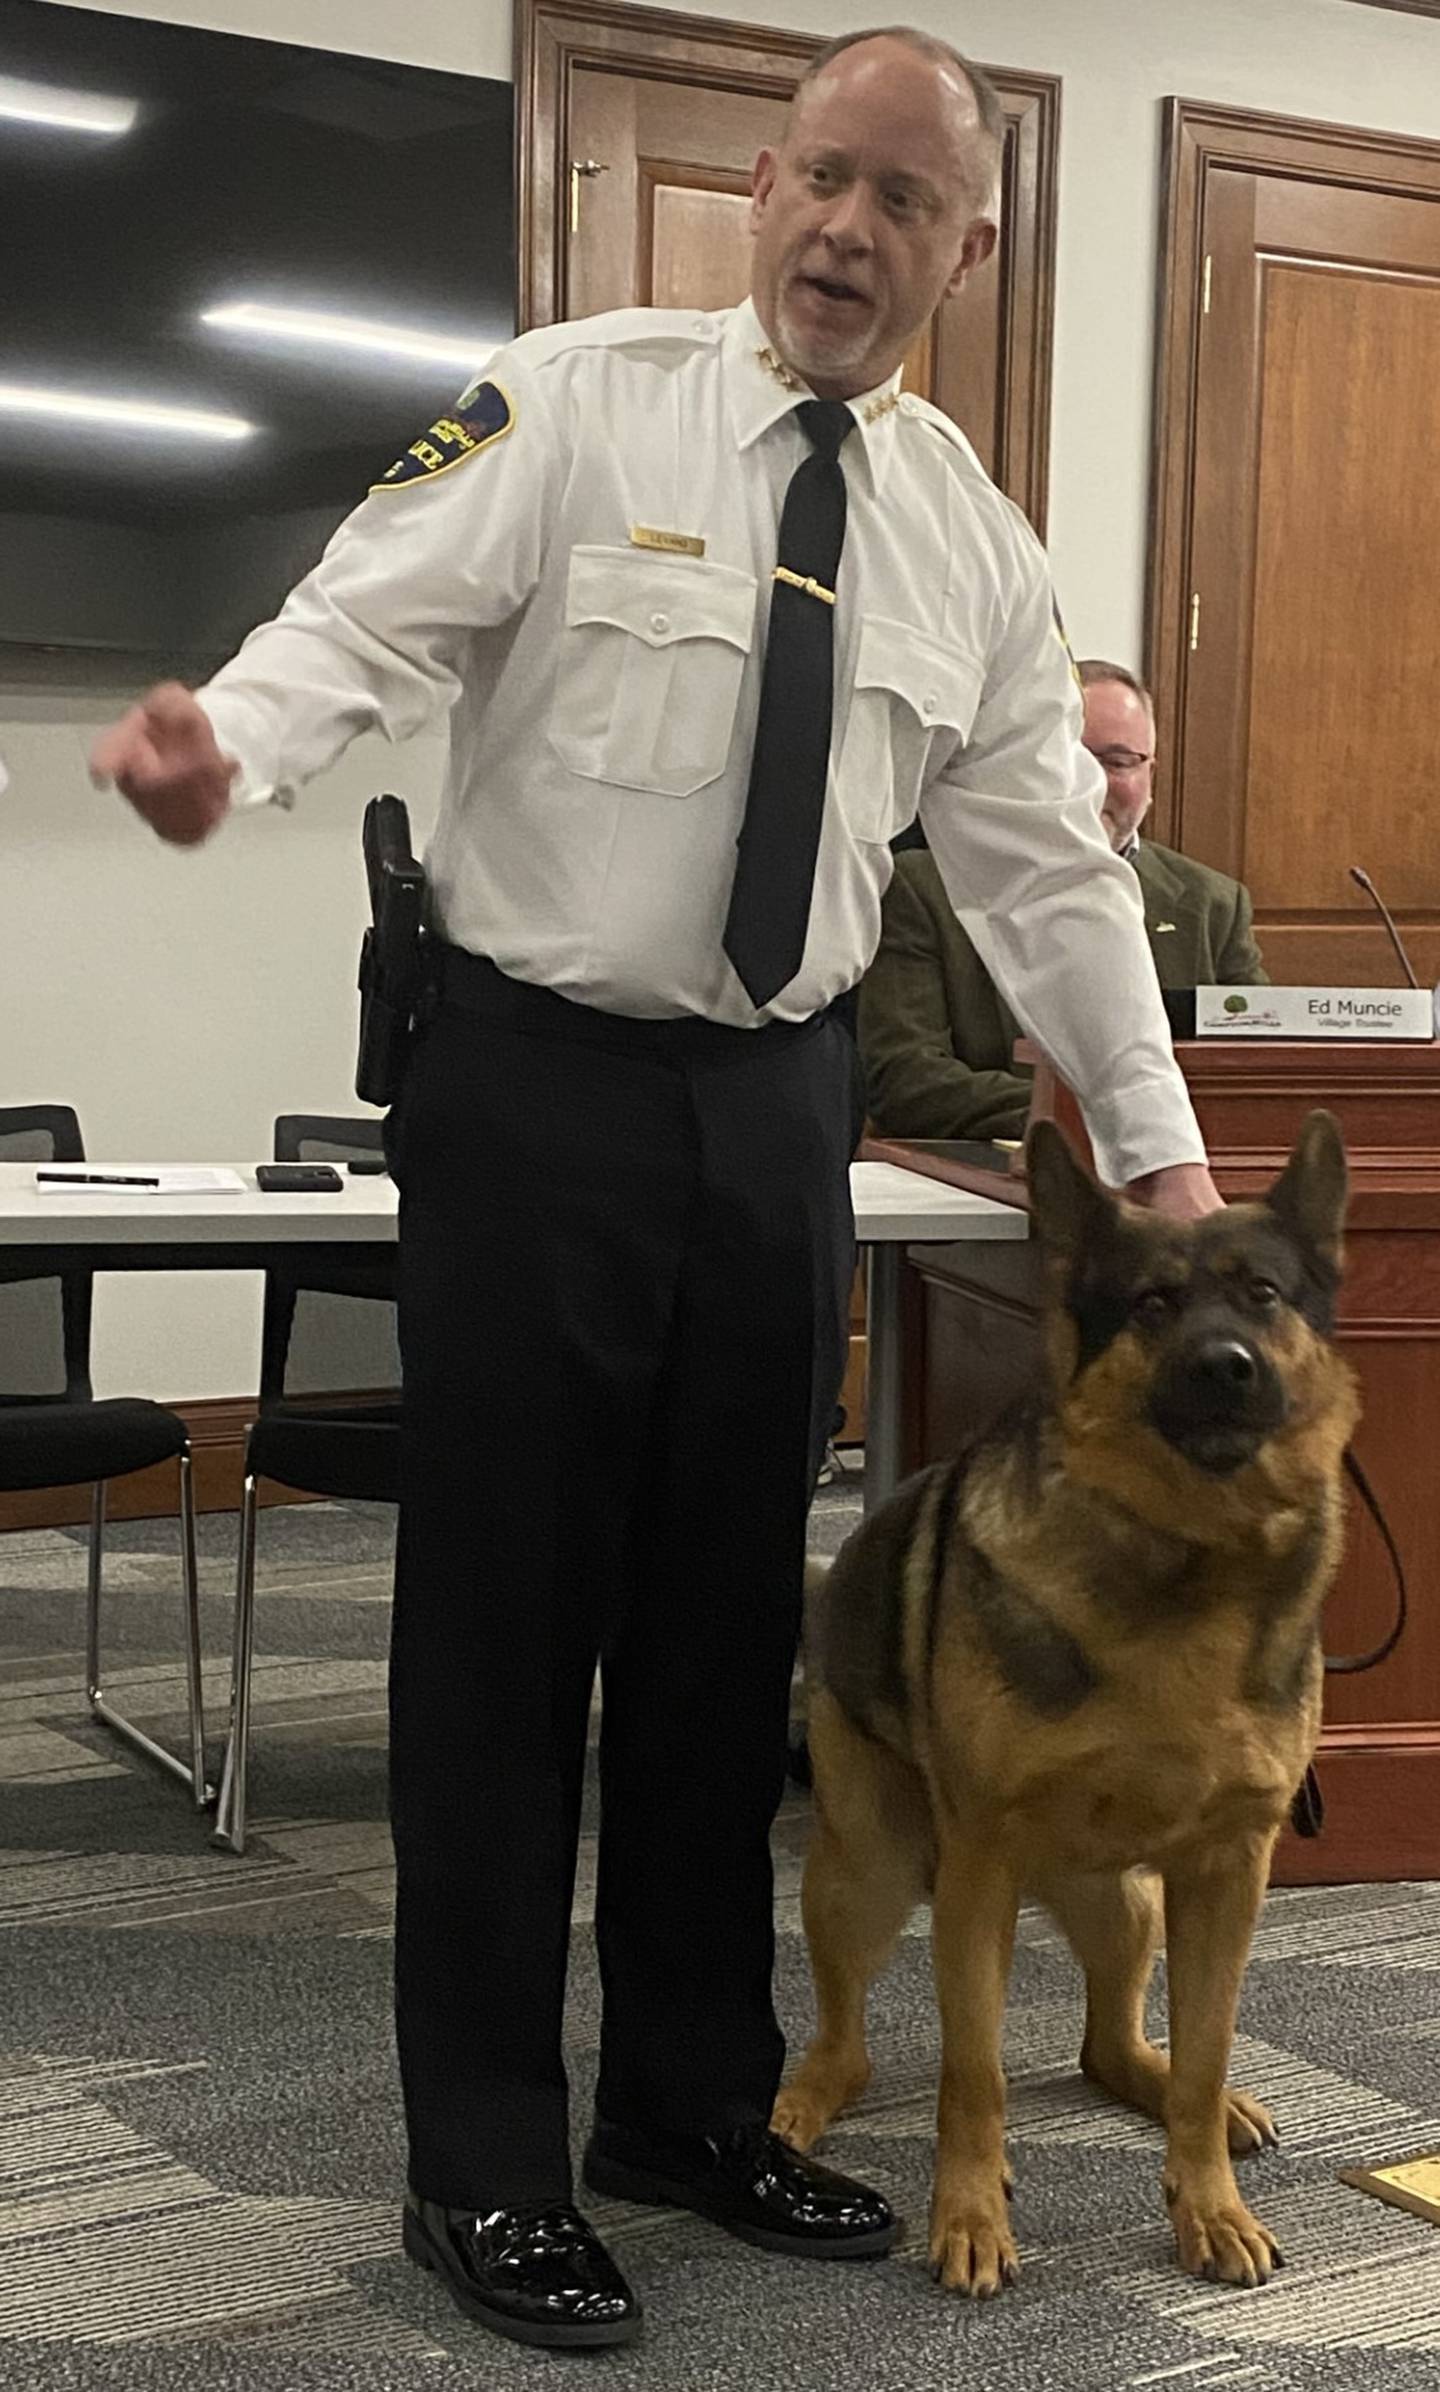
[569,158,610,235]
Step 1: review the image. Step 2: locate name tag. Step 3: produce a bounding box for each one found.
[1195,986,1435,1040]
[630,524,705,558]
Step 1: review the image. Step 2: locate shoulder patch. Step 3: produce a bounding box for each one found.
[370,379,514,494]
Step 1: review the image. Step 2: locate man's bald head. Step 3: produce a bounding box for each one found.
[789,29,1004,214]
[750,30,1002,399]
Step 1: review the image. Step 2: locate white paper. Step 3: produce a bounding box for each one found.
[35,1166,249,1195]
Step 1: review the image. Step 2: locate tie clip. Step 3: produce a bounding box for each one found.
[773,566,836,605]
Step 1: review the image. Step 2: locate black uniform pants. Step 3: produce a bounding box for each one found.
[387,954,859,2208]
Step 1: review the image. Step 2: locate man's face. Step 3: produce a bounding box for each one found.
[1082,678,1157,850]
[749,39,998,400]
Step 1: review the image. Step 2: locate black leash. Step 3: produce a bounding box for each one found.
[1290,1447,1408,1838]
[1323,1449,1409,1676]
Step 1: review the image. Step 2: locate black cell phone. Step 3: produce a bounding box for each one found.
[255,1163,344,1193]
[345,1155,389,1175]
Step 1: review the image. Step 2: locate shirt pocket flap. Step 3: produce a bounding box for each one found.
[852,616,981,735]
[566,548,756,654]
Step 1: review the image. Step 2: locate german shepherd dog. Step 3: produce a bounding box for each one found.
[773,1112,1358,2298]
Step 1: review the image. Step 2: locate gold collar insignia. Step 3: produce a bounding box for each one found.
[754,345,803,392]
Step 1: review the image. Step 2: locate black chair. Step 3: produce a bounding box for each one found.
[214,1113,399,1852]
[0,1105,207,1802]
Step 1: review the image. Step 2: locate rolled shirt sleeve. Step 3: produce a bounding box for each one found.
[919,530,1205,1189]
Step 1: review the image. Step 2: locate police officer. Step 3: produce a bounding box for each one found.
[92,26,1221,2355]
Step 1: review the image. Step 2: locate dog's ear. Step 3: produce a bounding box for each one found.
[1025,1119,1116,1258]
[1264,1108,1348,1269]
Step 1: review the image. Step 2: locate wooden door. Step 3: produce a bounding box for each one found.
[565,71,781,321]
[517,0,1060,527]
[1150,102,1440,987]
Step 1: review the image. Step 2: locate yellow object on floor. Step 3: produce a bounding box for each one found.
[1342,2153,1440,2225]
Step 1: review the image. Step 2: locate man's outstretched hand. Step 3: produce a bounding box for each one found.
[1124,1161,1224,1218]
[90,682,239,846]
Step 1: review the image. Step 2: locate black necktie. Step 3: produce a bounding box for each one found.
[723,399,855,1009]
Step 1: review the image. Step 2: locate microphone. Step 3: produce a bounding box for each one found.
[1350,866,1421,990]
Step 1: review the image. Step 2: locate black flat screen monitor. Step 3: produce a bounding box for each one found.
[0,0,514,663]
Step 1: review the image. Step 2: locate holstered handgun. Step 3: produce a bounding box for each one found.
[356,794,431,1108]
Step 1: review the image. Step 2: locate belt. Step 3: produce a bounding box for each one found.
[432,943,840,1062]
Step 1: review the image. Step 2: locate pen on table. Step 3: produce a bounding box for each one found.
[36,1171,161,1187]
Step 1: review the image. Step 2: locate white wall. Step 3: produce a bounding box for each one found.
[9,0,1440,1399]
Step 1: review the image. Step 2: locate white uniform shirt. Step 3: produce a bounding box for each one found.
[198,296,1202,1186]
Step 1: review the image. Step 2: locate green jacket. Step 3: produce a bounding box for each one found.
[859,842,1268,1144]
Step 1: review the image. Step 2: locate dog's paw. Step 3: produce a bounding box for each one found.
[928,2186,1019,2298]
[1166,2175,1282,2286]
[1224,2086,1279,2156]
[769,2083,829,2155]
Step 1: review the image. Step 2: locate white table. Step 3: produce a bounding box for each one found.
[843,1162,1028,1501]
[0,1159,1027,1507]
[0,1165,400,1264]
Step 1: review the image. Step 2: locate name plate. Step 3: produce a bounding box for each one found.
[1195,986,1435,1040]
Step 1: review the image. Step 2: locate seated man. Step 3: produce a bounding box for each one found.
[860,659,1268,1143]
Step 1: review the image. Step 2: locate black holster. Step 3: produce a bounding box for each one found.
[356,794,433,1108]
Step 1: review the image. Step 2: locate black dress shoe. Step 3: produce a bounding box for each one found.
[402,2194,641,2348]
[582,2118,898,2259]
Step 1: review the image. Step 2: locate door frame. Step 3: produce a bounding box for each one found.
[514,0,1061,529]
[1146,96,1440,848]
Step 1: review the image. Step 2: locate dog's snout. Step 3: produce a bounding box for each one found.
[1146,1327,1285,1473]
[1192,1338,1259,1393]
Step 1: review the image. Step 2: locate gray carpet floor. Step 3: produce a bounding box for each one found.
[4,1466,1440,2388]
